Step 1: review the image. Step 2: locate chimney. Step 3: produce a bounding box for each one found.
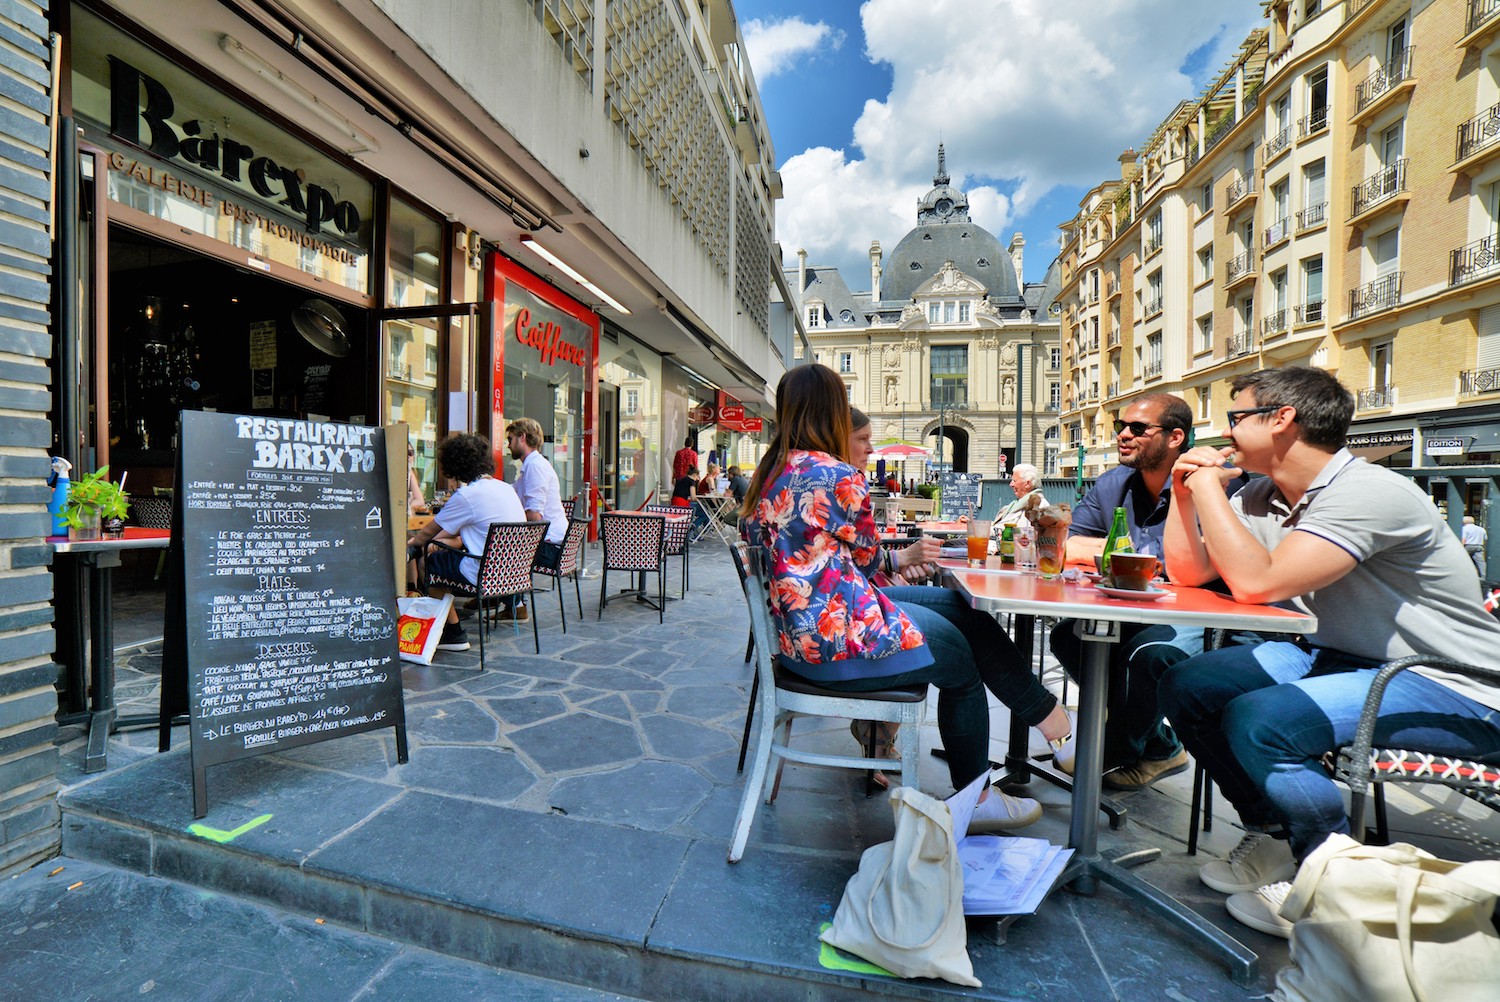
[1007,233,1025,286]
[796,248,807,305]
[869,240,883,301]
[1119,147,1137,179]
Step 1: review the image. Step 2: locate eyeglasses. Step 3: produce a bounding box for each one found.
[1112,420,1163,437]
[1226,406,1280,429]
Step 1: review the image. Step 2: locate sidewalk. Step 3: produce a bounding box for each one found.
[14,540,1500,1000]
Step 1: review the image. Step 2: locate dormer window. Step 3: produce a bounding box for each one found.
[806,304,823,328]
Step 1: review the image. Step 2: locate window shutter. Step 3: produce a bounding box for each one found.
[1478,304,1500,370]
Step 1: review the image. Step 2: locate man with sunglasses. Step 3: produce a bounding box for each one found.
[1159,367,1500,938]
[1049,393,1248,788]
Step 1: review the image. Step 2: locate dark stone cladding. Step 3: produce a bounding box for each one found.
[0,0,56,876]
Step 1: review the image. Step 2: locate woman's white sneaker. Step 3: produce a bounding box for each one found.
[967,789,1043,833]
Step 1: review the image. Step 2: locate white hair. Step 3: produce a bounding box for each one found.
[1011,463,1039,486]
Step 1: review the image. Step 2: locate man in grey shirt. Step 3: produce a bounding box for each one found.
[1160,366,1500,939]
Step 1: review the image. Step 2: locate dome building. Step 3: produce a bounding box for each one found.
[782,147,1062,478]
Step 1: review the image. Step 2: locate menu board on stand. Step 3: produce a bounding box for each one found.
[160,411,408,817]
[939,472,984,521]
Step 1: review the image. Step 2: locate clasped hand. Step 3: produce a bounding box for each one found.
[1172,446,1241,496]
[891,535,942,583]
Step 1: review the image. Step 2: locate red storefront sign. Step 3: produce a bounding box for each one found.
[741,417,763,433]
[687,405,715,424]
[513,307,586,367]
[716,404,745,422]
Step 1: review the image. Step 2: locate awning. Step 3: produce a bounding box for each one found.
[1349,443,1408,463]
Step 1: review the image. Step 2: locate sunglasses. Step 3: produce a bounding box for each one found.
[1226,405,1281,429]
[1112,420,1164,437]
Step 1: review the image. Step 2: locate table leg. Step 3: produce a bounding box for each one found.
[83,551,123,774]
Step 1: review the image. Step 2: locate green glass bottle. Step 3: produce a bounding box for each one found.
[1000,524,1015,565]
[1102,506,1133,575]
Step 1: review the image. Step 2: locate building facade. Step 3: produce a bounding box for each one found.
[1057,0,1498,568]
[787,149,1062,480]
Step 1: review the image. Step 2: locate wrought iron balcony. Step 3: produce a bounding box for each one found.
[1348,272,1403,319]
[1351,159,1407,217]
[1296,201,1327,231]
[1227,329,1256,358]
[1144,359,1163,380]
[1264,126,1292,162]
[1455,102,1500,165]
[387,361,413,380]
[1345,0,1375,21]
[1108,329,1121,348]
[1225,249,1256,285]
[1225,172,1254,206]
[1264,217,1290,248]
[1298,105,1329,138]
[1203,112,1238,156]
[1261,309,1288,337]
[1356,386,1394,410]
[1460,365,1500,396]
[1450,234,1500,287]
[1144,296,1164,320]
[1468,0,1500,37]
[1088,289,1101,304]
[1295,299,1325,325]
[1355,47,1413,115]
[1143,233,1162,257]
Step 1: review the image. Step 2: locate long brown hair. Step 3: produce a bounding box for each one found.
[741,364,853,518]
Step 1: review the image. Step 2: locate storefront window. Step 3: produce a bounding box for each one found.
[599,334,661,511]
[499,283,588,499]
[384,198,444,499]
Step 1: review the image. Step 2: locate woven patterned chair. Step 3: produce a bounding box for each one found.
[643,503,692,597]
[597,511,667,624]
[1330,655,1500,844]
[532,516,588,633]
[728,544,929,862]
[427,521,547,660]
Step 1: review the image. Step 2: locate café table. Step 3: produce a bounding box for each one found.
[51,528,172,773]
[691,493,739,544]
[942,560,1316,985]
[612,508,688,609]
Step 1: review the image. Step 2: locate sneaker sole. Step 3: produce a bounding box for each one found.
[1102,759,1190,791]
[1200,859,1296,895]
[436,641,470,651]
[1225,892,1292,939]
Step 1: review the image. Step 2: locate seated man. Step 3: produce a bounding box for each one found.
[407,432,525,652]
[671,462,709,533]
[994,464,1046,527]
[1161,366,1500,938]
[727,465,750,506]
[506,416,567,574]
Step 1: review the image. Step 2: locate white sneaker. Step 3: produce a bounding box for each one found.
[967,789,1043,833]
[1226,880,1294,939]
[1200,831,1297,894]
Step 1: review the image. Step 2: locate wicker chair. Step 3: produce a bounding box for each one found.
[597,512,668,624]
[426,521,547,660]
[531,516,589,633]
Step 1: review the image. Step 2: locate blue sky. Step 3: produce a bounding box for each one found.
[738,0,1266,287]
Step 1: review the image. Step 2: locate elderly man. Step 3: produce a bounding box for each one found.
[1462,515,1487,580]
[1160,366,1500,937]
[995,464,1046,525]
[1049,393,1249,788]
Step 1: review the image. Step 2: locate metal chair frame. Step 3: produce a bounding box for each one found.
[597,512,668,624]
[643,504,691,597]
[531,515,589,633]
[427,521,547,661]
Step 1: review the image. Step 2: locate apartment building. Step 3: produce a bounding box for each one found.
[1058,0,1498,544]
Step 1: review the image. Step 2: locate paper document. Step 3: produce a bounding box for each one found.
[947,772,1073,916]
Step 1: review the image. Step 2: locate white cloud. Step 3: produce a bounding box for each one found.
[742,16,845,83]
[773,0,1263,286]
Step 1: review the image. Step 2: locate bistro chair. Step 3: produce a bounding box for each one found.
[531,515,589,633]
[427,521,547,660]
[644,503,692,597]
[1330,655,1500,844]
[130,494,174,583]
[728,543,929,863]
[597,511,667,624]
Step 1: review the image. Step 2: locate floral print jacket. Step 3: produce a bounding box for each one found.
[742,450,931,682]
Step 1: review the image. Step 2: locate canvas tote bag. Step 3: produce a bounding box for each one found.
[820,785,980,988]
[1274,833,1500,1002]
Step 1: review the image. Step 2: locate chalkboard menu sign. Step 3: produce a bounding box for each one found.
[939,472,984,521]
[175,411,408,816]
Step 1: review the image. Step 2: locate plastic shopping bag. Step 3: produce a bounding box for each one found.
[396,593,453,665]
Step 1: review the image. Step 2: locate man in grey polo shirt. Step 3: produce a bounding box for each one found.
[1160,366,1500,939]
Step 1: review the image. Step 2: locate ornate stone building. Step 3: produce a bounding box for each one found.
[786,149,1063,477]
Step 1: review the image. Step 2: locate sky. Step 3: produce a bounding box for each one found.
[738,0,1267,288]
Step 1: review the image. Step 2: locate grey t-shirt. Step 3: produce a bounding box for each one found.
[1232,449,1500,710]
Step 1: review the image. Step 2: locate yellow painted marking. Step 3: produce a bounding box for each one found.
[816,921,894,977]
[187,813,272,843]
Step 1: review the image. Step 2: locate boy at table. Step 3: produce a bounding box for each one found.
[1161,366,1500,938]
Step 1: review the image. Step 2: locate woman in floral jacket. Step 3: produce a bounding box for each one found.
[741,365,1071,831]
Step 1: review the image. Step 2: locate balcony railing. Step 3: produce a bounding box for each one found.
[1348,272,1403,319]
[1090,332,1100,351]
[1467,0,1500,37]
[1460,365,1500,396]
[1351,159,1408,216]
[1144,296,1164,320]
[1108,329,1121,348]
[1356,386,1395,410]
[1226,249,1256,284]
[1295,299,1325,325]
[1106,381,1119,398]
[1296,201,1327,231]
[1345,0,1375,21]
[387,361,412,380]
[1227,329,1256,358]
[1203,112,1238,155]
[1298,105,1329,138]
[1355,47,1413,115]
[1264,217,1290,247]
[1226,172,1254,205]
[1451,234,1500,287]
[1144,359,1164,380]
[1261,309,1288,336]
[1088,289,1100,304]
[1265,126,1292,162]
[1143,233,1162,257]
[1455,102,1500,165]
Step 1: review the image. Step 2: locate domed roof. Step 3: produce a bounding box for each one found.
[879,145,1022,305]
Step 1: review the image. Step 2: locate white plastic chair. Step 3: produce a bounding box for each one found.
[728,543,928,863]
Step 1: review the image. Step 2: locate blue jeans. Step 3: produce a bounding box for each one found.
[823,586,1057,792]
[1158,642,1500,860]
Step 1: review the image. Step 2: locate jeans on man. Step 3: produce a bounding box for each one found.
[1158,641,1500,860]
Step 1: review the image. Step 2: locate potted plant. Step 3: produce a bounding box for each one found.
[59,466,130,541]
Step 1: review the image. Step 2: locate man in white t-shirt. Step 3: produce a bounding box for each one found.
[1162,366,1500,939]
[407,432,524,652]
[506,417,568,573]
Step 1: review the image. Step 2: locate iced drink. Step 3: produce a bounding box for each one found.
[1034,503,1072,579]
[966,519,992,567]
